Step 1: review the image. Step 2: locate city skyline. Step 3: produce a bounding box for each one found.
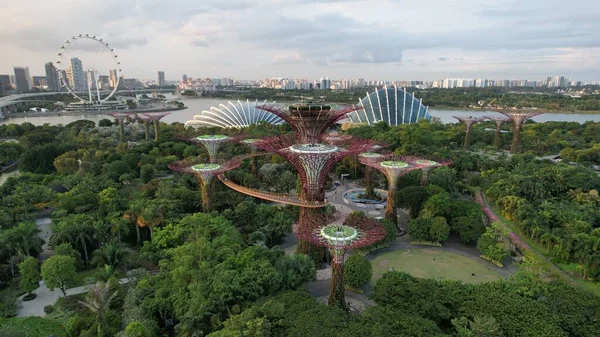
[1,0,599,81]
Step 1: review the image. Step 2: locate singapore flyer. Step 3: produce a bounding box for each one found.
[56,34,122,104]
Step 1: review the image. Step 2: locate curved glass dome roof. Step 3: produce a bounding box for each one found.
[185,99,285,129]
[348,86,431,126]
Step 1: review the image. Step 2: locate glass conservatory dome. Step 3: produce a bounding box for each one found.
[185,99,285,129]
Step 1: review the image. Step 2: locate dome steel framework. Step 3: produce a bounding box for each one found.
[184,99,284,129]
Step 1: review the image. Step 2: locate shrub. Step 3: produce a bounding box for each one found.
[43,305,53,314]
[408,217,433,241]
[345,254,372,288]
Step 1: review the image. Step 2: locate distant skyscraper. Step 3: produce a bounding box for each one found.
[109,69,118,89]
[45,62,61,91]
[67,58,87,92]
[157,71,165,86]
[320,77,330,90]
[182,74,188,82]
[32,76,46,88]
[0,74,11,93]
[98,75,110,90]
[13,66,32,92]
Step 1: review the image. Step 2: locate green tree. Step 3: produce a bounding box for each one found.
[140,164,156,183]
[92,242,133,270]
[429,216,451,243]
[41,255,76,297]
[18,256,39,297]
[79,281,119,337]
[397,186,429,218]
[408,217,433,241]
[344,254,372,288]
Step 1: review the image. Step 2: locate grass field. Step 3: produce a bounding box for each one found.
[370,248,504,285]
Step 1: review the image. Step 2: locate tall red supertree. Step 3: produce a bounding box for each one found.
[134,114,152,141]
[255,103,361,144]
[107,112,132,142]
[178,134,245,163]
[254,134,376,253]
[453,116,486,149]
[359,154,428,222]
[140,112,171,141]
[497,111,543,153]
[484,116,510,149]
[414,158,453,186]
[168,157,240,211]
[297,212,386,309]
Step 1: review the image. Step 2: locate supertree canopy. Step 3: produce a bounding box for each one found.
[497,111,543,153]
[297,212,386,309]
[134,114,152,141]
[107,112,132,142]
[178,134,245,163]
[241,138,260,174]
[453,116,486,149]
[256,103,362,144]
[359,154,428,222]
[414,158,453,186]
[168,157,240,211]
[484,116,510,149]
[140,112,171,141]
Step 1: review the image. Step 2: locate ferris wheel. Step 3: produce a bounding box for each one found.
[56,34,122,103]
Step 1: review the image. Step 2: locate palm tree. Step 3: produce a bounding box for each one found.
[124,200,145,244]
[74,223,93,265]
[91,242,133,270]
[49,224,73,247]
[95,265,115,282]
[79,281,118,337]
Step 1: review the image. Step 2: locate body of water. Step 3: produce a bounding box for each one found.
[2,97,600,126]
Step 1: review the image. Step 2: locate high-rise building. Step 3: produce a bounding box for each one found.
[67,58,87,92]
[98,75,110,90]
[45,62,61,91]
[13,66,32,92]
[32,76,46,88]
[157,71,165,87]
[320,77,330,90]
[182,74,188,82]
[109,69,118,89]
[0,75,11,93]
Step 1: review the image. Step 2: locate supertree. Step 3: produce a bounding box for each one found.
[178,134,245,163]
[107,112,131,142]
[254,134,376,254]
[297,212,386,309]
[359,155,427,222]
[134,114,152,141]
[140,112,171,141]
[414,159,453,186]
[255,103,361,144]
[484,116,510,149]
[453,116,486,149]
[323,134,353,146]
[168,157,240,211]
[241,138,260,174]
[497,111,543,153]
[359,152,384,199]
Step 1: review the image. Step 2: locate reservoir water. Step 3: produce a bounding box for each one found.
[2,97,600,126]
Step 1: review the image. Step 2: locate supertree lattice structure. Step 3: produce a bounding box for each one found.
[134,114,152,141]
[497,111,543,153]
[484,116,510,149]
[140,112,171,141]
[168,157,240,211]
[107,112,132,142]
[453,116,486,149]
[414,158,453,186]
[297,212,386,309]
[178,134,245,163]
[359,155,428,222]
[256,103,362,144]
[359,152,385,199]
[241,138,260,174]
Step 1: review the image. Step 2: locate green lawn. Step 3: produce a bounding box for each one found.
[370,248,504,286]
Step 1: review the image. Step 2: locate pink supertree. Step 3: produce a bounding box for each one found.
[254,134,376,254]
[134,114,152,141]
[297,212,386,309]
[414,158,453,186]
[359,154,428,222]
[177,134,246,163]
[256,103,362,144]
[140,112,171,141]
[107,112,132,142]
[168,157,240,211]
[484,116,510,149]
[497,111,543,153]
[453,116,486,149]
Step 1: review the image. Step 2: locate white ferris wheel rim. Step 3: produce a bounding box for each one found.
[56,34,121,103]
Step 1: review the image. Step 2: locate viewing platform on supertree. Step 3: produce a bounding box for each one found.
[359,154,429,222]
[177,134,245,163]
[414,158,453,186]
[296,212,386,309]
[496,111,543,153]
[107,112,132,142]
[140,112,171,141]
[453,116,486,149]
[168,157,240,211]
[484,116,510,149]
[323,134,353,146]
[134,114,152,141]
[255,103,362,144]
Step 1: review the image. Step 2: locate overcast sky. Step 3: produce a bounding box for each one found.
[1,0,599,81]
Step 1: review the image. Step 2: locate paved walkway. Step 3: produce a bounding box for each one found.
[17,278,130,317]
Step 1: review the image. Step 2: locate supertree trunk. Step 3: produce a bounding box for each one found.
[119,123,124,143]
[420,168,430,187]
[297,208,326,262]
[201,180,212,212]
[494,125,502,149]
[144,121,150,141]
[364,166,376,199]
[153,120,160,141]
[250,149,257,175]
[463,126,472,149]
[510,124,521,153]
[328,259,347,310]
[385,185,397,222]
